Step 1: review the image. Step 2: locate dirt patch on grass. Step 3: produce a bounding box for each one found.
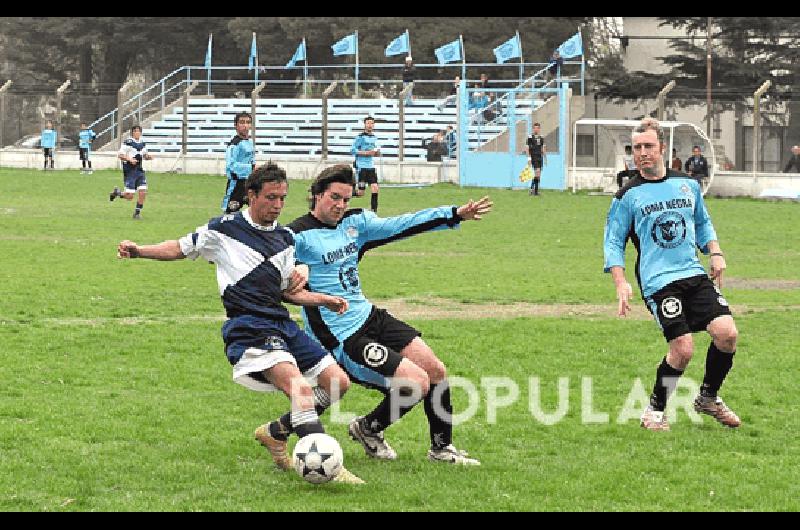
[724,277,800,290]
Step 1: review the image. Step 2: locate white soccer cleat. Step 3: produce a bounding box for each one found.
[348,416,397,460]
[640,405,670,431]
[427,444,481,465]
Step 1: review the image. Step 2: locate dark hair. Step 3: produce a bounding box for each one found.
[131,125,142,133]
[246,161,287,197]
[234,112,252,126]
[309,164,354,209]
[693,145,701,150]
[364,115,375,123]
[624,145,632,152]
[533,122,541,127]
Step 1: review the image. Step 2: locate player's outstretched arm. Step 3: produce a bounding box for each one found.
[283,264,309,295]
[456,196,493,221]
[117,240,185,261]
[282,290,348,315]
[609,266,633,317]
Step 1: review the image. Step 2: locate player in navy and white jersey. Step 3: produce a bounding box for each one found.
[604,118,741,432]
[222,112,255,214]
[259,164,492,466]
[350,116,381,213]
[78,122,97,174]
[110,125,153,220]
[116,162,364,484]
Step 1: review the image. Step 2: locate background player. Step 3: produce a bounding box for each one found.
[110,125,153,220]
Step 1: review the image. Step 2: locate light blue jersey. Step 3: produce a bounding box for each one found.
[603,170,717,298]
[41,129,57,149]
[288,206,462,345]
[351,133,379,170]
[79,128,96,150]
[225,135,254,180]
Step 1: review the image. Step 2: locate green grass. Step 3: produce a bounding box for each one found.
[1,167,798,511]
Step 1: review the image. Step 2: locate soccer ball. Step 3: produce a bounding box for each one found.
[292,433,343,484]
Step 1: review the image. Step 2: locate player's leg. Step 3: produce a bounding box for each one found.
[356,169,367,197]
[399,337,480,465]
[133,175,147,219]
[42,148,49,170]
[225,179,247,214]
[369,182,379,213]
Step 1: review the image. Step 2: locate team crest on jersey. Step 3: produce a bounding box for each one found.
[347,226,359,238]
[661,297,683,318]
[263,336,288,351]
[338,265,360,292]
[362,343,389,367]
[680,183,691,195]
[651,211,687,249]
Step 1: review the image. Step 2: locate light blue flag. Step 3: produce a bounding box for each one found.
[435,39,462,65]
[286,40,306,68]
[493,34,521,64]
[557,31,583,58]
[204,34,212,68]
[332,33,357,56]
[248,33,258,70]
[385,31,410,57]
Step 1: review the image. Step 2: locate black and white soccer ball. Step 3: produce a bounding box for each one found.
[292,433,343,484]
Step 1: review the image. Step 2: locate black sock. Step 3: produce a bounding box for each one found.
[534,179,540,194]
[701,343,735,398]
[370,192,378,213]
[50,159,54,168]
[269,418,292,442]
[650,356,684,411]
[88,161,92,169]
[364,385,421,433]
[290,410,324,438]
[135,203,143,214]
[424,381,453,449]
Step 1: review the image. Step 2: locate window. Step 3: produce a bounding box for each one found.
[576,133,594,157]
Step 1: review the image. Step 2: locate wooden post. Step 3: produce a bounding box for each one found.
[322,82,338,160]
[182,81,200,158]
[0,81,12,149]
[56,80,71,148]
[251,81,266,158]
[398,82,414,162]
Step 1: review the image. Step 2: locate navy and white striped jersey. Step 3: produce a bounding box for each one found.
[225,135,254,180]
[288,206,462,348]
[178,209,296,321]
[351,133,380,170]
[603,170,717,298]
[119,138,148,175]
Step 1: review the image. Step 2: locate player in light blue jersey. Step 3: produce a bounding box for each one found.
[603,118,741,432]
[110,125,153,219]
[40,120,57,170]
[116,163,364,484]
[222,112,255,214]
[259,164,492,466]
[350,116,381,213]
[78,122,96,174]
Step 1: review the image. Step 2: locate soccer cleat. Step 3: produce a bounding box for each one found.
[427,444,481,465]
[693,394,741,428]
[332,467,366,484]
[109,187,120,202]
[640,406,670,431]
[132,212,141,220]
[348,416,397,460]
[254,423,292,471]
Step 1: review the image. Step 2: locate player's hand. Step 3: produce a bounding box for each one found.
[457,196,493,221]
[616,281,633,317]
[128,158,138,166]
[285,265,309,294]
[117,240,140,259]
[323,296,349,315]
[709,254,726,289]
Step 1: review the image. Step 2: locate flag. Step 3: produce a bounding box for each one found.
[385,30,410,57]
[332,33,357,56]
[494,34,522,64]
[435,39,462,65]
[557,31,583,58]
[519,164,534,183]
[204,34,213,68]
[286,40,306,68]
[248,33,258,71]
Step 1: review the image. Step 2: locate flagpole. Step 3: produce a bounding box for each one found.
[579,27,585,96]
[406,29,411,58]
[517,30,523,86]
[355,30,360,99]
[303,38,309,98]
[459,34,466,82]
[207,33,212,96]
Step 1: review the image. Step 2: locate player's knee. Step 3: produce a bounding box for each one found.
[715,323,738,352]
[427,358,447,384]
[668,335,694,367]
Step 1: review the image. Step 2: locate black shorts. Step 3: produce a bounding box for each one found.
[43,148,53,158]
[357,168,378,188]
[530,155,543,170]
[342,306,420,384]
[645,274,732,342]
[79,148,89,161]
[223,179,248,213]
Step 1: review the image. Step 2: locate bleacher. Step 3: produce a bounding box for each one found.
[142,97,541,159]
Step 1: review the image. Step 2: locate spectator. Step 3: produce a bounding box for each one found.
[547,51,563,79]
[685,145,709,183]
[479,72,490,89]
[402,56,415,105]
[444,125,457,157]
[437,76,461,112]
[671,148,682,172]
[616,145,638,189]
[783,145,800,172]
[423,132,448,162]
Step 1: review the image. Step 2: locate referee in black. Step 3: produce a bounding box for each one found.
[525,122,547,196]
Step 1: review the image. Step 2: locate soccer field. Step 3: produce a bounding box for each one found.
[1,167,798,511]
